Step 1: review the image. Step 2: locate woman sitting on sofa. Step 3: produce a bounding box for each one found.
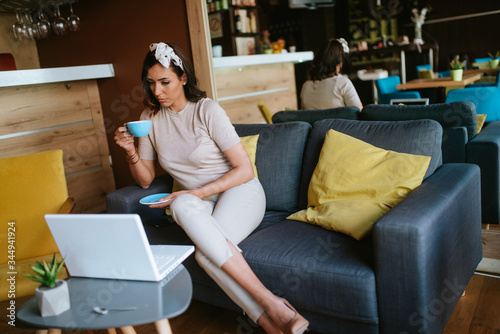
[114,42,308,334]
[301,38,363,111]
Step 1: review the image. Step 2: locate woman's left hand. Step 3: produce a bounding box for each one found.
[148,190,196,209]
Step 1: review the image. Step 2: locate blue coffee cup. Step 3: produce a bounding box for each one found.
[125,120,152,137]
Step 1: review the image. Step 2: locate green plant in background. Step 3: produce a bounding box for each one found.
[488,51,500,59]
[24,254,65,288]
[450,55,466,70]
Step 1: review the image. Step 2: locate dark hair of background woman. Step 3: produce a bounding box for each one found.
[141,43,207,114]
[308,39,345,81]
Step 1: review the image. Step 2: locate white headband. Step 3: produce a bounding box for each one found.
[337,38,349,54]
[150,42,184,71]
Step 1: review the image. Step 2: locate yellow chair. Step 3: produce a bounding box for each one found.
[258,102,273,124]
[0,150,75,301]
[418,69,434,79]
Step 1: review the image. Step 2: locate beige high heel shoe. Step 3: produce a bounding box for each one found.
[280,298,309,334]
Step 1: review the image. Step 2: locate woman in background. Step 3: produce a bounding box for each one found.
[114,42,308,334]
[301,38,363,110]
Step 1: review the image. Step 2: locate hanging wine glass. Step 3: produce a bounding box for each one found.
[52,3,69,35]
[12,10,26,40]
[37,10,51,39]
[67,1,80,32]
[23,11,40,40]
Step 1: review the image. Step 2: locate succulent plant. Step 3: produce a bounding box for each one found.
[450,55,466,70]
[488,51,500,59]
[24,254,65,288]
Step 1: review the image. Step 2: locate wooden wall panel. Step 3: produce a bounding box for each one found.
[0,79,115,213]
[215,62,296,98]
[220,92,297,124]
[0,81,93,136]
[0,122,100,174]
[67,167,115,214]
[215,62,298,123]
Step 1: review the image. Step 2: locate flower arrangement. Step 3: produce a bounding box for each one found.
[450,55,466,70]
[24,254,65,288]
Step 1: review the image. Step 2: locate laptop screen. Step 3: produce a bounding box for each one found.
[389,98,430,106]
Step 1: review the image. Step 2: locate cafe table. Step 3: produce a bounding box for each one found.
[17,265,192,334]
[396,73,482,90]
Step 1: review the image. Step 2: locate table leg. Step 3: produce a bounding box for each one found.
[400,50,406,84]
[48,330,62,334]
[119,326,137,334]
[155,319,173,334]
[35,331,48,334]
[107,329,117,334]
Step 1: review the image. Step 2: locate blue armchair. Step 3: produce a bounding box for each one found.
[375,75,421,104]
[445,69,500,121]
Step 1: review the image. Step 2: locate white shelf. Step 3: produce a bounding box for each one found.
[212,51,313,68]
[0,64,115,87]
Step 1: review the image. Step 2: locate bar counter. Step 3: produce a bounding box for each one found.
[0,64,114,87]
[213,52,314,123]
[0,64,116,213]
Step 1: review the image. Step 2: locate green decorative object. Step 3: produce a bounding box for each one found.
[25,254,70,317]
[488,51,499,69]
[450,69,463,81]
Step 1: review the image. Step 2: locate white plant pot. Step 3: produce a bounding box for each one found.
[35,279,71,317]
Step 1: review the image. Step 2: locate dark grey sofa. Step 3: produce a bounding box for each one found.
[106,119,482,334]
[273,101,500,224]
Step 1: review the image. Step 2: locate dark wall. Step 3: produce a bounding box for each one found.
[36,0,190,189]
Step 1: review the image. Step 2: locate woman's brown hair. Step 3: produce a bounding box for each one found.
[308,39,345,81]
[141,43,206,115]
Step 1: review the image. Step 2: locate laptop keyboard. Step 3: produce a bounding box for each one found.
[154,254,175,272]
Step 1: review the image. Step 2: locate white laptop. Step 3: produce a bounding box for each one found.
[44,214,194,281]
[389,98,429,105]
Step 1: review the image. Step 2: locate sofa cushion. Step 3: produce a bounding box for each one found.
[240,220,378,326]
[289,129,430,240]
[234,122,311,212]
[360,101,477,140]
[240,134,259,177]
[298,119,443,209]
[360,101,476,164]
[271,106,360,125]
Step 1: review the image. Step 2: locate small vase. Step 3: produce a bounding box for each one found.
[489,59,499,69]
[450,69,463,81]
[35,280,70,317]
[414,23,424,45]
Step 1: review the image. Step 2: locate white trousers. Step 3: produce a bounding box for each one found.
[170,177,266,322]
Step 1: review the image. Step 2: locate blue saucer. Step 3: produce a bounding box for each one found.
[139,193,170,205]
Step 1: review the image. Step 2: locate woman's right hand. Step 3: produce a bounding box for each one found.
[114,125,136,154]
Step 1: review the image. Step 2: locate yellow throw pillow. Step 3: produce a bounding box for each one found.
[476,114,487,135]
[288,129,431,240]
[240,135,259,178]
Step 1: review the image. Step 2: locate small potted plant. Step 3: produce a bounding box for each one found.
[488,51,499,69]
[25,254,70,317]
[449,55,466,81]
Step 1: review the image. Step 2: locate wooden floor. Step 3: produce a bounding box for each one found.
[2,226,499,334]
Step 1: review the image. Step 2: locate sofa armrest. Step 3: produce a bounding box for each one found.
[105,173,173,222]
[373,163,482,334]
[467,120,500,223]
